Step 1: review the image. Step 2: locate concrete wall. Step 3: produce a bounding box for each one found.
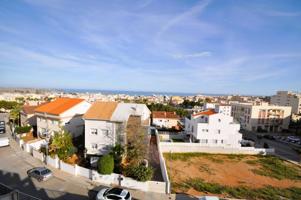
[60,161,76,175]
[32,149,44,162]
[160,142,274,155]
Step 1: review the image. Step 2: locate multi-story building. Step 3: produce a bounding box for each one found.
[231,102,292,132]
[185,109,242,148]
[35,98,91,138]
[152,111,180,129]
[20,105,39,128]
[271,91,301,114]
[83,102,150,157]
[215,104,232,116]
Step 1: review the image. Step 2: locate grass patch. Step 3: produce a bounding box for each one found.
[251,156,301,180]
[245,159,258,165]
[199,164,215,175]
[225,154,245,161]
[176,178,301,200]
[164,153,225,162]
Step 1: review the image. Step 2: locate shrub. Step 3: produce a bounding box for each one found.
[98,154,114,174]
[15,125,31,134]
[124,163,153,182]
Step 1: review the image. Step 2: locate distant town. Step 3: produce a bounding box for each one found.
[0,87,300,200]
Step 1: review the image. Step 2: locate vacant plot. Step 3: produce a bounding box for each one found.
[164,153,301,200]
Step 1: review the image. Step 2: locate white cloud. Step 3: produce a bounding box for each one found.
[173,51,212,59]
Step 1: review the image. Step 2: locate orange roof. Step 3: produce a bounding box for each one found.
[152,111,179,119]
[35,98,84,115]
[192,109,216,117]
[22,105,39,114]
[83,101,118,120]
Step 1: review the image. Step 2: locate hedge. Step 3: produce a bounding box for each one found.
[98,154,114,174]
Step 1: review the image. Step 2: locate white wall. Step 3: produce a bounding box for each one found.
[153,118,178,129]
[160,142,274,155]
[85,119,116,155]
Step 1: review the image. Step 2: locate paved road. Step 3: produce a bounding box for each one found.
[242,131,300,162]
[1,127,193,200]
[0,137,91,199]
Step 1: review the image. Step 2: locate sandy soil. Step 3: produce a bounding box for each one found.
[165,154,301,193]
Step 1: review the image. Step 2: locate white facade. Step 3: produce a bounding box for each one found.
[85,119,118,155]
[271,91,301,114]
[84,103,150,156]
[185,112,242,148]
[204,103,216,110]
[36,101,91,138]
[215,104,232,116]
[231,102,292,132]
[152,118,178,129]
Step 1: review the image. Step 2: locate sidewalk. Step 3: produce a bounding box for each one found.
[8,133,95,191]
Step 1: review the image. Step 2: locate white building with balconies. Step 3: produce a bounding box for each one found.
[185,109,242,148]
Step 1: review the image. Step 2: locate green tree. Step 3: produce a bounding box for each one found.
[10,104,21,127]
[49,129,76,161]
[110,144,125,173]
[98,154,114,174]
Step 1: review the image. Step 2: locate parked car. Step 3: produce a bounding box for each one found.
[96,187,131,200]
[0,136,9,147]
[263,135,275,140]
[27,167,53,182]
[198,196,219,200]
[287,136,300,143]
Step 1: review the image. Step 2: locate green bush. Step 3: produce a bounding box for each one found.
[124,163,153,182]
[98,154,114,174]
[15,125,31,134]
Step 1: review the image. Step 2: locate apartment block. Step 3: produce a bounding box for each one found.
[231,102,292,132]
[271,91,301,114]
[35,98,91,138]
[185,109,242,148]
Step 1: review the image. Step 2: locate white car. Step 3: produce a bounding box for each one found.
[96,187,131,200]
[198,196,219,200]
[0,136,9,147]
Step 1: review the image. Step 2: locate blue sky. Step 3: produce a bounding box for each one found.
[0,0,301,95]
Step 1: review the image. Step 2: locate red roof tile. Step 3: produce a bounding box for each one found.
[152,111,179,119]
[35,98,84,115]
[192,109,216,117]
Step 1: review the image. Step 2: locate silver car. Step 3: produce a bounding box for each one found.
[96,187,131,200]
[27,167,53,182]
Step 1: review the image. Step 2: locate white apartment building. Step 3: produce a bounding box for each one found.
[152,111,180,129]
[215,104,232,116]
[271,91,301,114]
[231,102,292,132]
[35,98,91,138]
[84,102,150,156]
[185,110,242,148]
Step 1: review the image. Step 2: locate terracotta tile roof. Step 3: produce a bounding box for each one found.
[192,109,216,117]
[22,105,39,115]
[152,111,179,119]
[34,98,84,115]
[83,101,118,120]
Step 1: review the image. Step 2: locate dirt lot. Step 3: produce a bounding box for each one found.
[164,153,301,197]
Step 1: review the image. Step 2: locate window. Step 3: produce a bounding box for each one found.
[206,129,209,132]
[212,139,218,144]
[91,128,98,135]
[91,143,98,149]
[102,129,109,136]
[218,119,221,122]
[221,140,224,144]
[218,129,221,134]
